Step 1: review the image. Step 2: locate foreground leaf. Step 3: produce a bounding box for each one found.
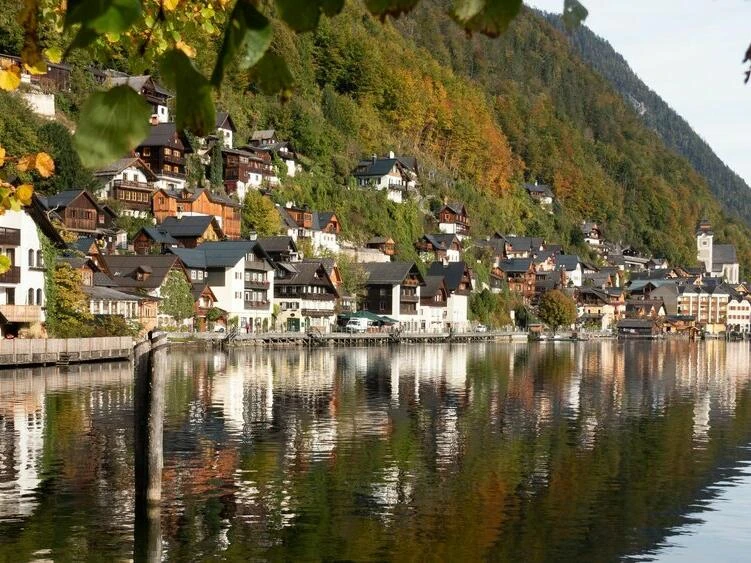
[451,0,522,37]
[15,184,34,206]
[249,52,294,97]
[73,85,151,169]
[0,255,10,275]
[0,66,21,91]
[275,0,344,32]
[0,147,5,167]
[34,152,55,177]
[160,50,216,136]
[65,0,142,34]
[211,0,272,86]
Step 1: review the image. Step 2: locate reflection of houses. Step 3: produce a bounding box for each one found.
[361,262,425,331]
[274,260,339,332]
[152,187,241,239]
[0,210,46,336]
[93,157,158,218]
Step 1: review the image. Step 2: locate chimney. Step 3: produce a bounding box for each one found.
[388,151,395,159]
[149,114,159,126]
[285,201,293,209]
[372,154,377,163]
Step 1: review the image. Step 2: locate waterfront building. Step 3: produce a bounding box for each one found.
[273,260,339,332]
[361,262,425,331]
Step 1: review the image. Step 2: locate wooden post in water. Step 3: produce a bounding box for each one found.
[133,331,168,563]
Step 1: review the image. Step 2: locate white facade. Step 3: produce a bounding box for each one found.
[727,297,751,332]
[0,210,45,335]
[96,164,155,218]
[156,103,169,123]
[154,175,186,193]
[562,264,583,288]
[218,126,234,149]
[446,294,469,331]
[419,303,446,333]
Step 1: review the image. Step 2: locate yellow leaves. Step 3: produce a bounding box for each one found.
[0,147,5,167]
[44,47,63,64]
[17,152,55,177]
[163,0,179,10]
[0,65,21,91]
[24,60,47,75]
[176,40,196,58]
[15,184,34,206]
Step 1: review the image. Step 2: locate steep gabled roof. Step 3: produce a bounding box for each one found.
[215,111,236,132]
[256,235,298,254]
[251,129,275,141]
[427,261,471,292]
[556,254,581,272]
[496,258,534,274]
[312,211,336,230]
[362,261,423,285]
[137,122,192,151]
[439,201,466,216]
[93,156,158,181]
[275,261,338,295]
[712,244,737,266]
[97,255,184,289]
[353,157,406,178]
[421,275,447,301]
[40,190,99,211]
[159,215,224,239]
[138,226,179,245]
[524,183,554,197]
[421,233,460,250]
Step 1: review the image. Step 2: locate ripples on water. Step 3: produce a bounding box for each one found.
[0,341,751,561]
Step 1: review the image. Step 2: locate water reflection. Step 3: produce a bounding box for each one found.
[0,342,750,561]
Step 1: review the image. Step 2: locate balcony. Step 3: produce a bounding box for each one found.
[114,179,153,191]
[0,304,42,323]
[402,278,419,287]
[245,279,270,290]
[0,227,21,246]
[244,300,269,310]
[163,153,184,165]
[400,305,417,315]
[65,218,96,232]
[0,266,21,284]
[400,293,419,303]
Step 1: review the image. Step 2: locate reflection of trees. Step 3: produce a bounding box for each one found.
[3,343,751,560]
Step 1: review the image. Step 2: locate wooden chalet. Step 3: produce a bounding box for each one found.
[365,236,396,256]
[493,258,536,302]
[136,122,192,188]
[437,202,470,237]
[152,188,241,239]
[221,147,275,194]
[93,156,157,215]
[39,190,115,237]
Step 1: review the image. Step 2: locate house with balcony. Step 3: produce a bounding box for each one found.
[361,262,425,331]
[171,241,275,332]
[415,233,462,263]
[437,202,470,240]
[0,210,46,337]
[365,237,396,257]
[136,121,192,191]
[427,261,472,331]
[256,236,300,263]
[248,130,301,178]
[215,111,237,149]
[152,187,241,239]
[493,259,536,303]
[352,153,417,204]
[277,204,341,254]
[192,284,220,331]
[38,190,116,240]
[576,287,625,331]
[153,215,225,248]
[524,182,554,208]
[274,260,339,332]
[221,147,276,200]
[94,157,158,218]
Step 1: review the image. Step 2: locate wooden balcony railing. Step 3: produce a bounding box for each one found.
[244,300,269,310]
[0,266,21,284]
[0,304,41,322]
[244,279,270,290]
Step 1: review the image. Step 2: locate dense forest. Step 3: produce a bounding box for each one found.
[1,0,751,273]
[544,13,751,230]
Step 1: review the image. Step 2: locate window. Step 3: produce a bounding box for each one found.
[142,147,151,156]
[164,147,172,156]
[27,288,34,305]
[28,249,34,267]
[379,288,387,296]
[190,270,196,280]
[37,289,42,306]
[36,250,43,267]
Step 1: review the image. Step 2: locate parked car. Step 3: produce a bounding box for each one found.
[345,318,371,333]
[475,324,488,333]
[212,325,226,333]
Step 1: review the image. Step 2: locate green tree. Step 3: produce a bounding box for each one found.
[209,139,224,189]
[46,263,94,338]
[159,270,194,325]
[36,122,94,194]
[537,289,577,334]
[336,253,368,299]
[242,191,281,237]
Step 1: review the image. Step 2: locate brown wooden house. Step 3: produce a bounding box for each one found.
[365,236,396,256]
[136,122,191,189]
[437,202,470,237]
[493,258,536,303]
[40,190,115,237]
[222,147,275,194]
[152,188,241,239]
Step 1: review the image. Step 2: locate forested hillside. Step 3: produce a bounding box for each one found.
[544,13,751,229]
[2,0,750,272]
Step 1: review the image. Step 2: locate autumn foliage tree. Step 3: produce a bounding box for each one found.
[45,262,93,338]
[241,191,281,237]
[537,289,577,334]
[159,269,195,326]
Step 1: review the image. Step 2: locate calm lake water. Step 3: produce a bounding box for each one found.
[1,341,751,561]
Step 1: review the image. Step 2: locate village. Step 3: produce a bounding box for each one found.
[0,67,747,341]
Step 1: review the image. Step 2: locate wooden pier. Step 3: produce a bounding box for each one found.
[0,336,133,367]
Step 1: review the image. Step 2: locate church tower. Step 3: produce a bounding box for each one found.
[696,219,713,273]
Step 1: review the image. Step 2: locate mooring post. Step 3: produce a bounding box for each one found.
[133,331,168,563]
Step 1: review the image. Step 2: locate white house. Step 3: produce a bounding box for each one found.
[172,241,275,332]
[215,111,236,149]
[727,295,751,333]
[0,210,46,336]
[427,261,472,331]
[273,260,339,332]
[419,275,449,332]
[352,152,418,204]
[277,204,341,255]
[557,255,583,288]
[93,156,158,218]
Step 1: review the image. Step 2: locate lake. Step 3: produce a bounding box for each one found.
[1,341,751,561]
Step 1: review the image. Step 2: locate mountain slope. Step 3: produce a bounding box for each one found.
[544,13,751,229]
